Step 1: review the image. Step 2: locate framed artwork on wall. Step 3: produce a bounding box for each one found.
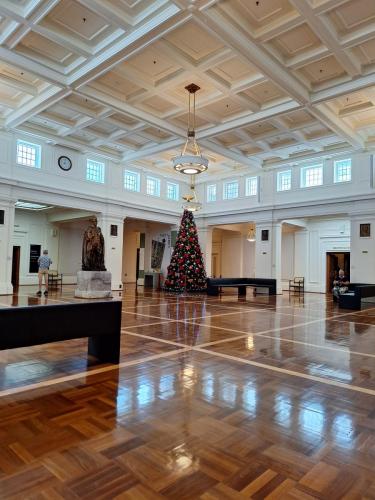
[261,229,269,241]
[110,224,118,236]
[360,223,371,238]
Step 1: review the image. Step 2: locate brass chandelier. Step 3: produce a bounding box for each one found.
[246,226,256,242]
[182,175,202,212]
[172,83,209,175]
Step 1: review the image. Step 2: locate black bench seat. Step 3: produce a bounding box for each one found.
[339,283,375,310]
[0,300,122,363]
[207,278,277,296]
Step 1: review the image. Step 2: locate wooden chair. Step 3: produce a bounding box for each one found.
[48,270,63,291]
[289,277,304,294]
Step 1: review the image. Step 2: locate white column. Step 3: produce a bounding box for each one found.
[144,230,152,273]
[96,214,124,291]
[294,229,308,280]
[255,221,282,294]
[242,233,255,278]
[0,200,15,295]
[197,227,213,277]
[350,215,375,283]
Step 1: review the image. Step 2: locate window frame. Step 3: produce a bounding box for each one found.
[86,158,105,184]
[245,176,258,197]
[16,139,41,168]
[223,180,239,200]
[207,184,217,202]
[146,175,161,197]
[277,170,292,192]
[166,181,179,201]
[334,158,352,183]
[124,169,140,192]
[300,164,323,188]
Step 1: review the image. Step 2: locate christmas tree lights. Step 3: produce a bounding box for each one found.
[164,210,207,293]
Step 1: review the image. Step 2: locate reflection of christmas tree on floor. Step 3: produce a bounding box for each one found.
[164,210,206,293]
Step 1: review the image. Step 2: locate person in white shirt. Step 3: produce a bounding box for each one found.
[37,250,52,296]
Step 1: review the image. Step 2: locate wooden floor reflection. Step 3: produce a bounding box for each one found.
[0,286,375,498]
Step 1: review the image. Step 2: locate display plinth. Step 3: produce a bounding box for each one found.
[75,271,112,298]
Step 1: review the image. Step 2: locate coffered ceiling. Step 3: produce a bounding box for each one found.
[1,0,375,179]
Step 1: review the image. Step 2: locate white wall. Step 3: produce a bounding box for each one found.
[350,216,375,283]
[13,210,58,285]
[0,130,187,219]
[0,200,15,294]
[212,228,255,278]
[198,152,374,216]
[281,231,295,288]
[123,226,139,283]
[12,211,87,285]
[243,239,255,277]
[294,218,350,293]
[2,132,375,294]
[122,220,173,284]
[57,222,84,283]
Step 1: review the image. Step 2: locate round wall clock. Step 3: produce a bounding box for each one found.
[58,155,72,171]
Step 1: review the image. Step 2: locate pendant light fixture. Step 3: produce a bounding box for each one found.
[246,226,256,242]
[182,175,202,212]
[173,83,208,175]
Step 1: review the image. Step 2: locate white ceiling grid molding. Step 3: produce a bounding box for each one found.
[0,0,374,176]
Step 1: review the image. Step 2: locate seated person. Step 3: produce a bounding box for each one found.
[332,269,350,301]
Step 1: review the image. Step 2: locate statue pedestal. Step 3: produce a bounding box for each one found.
[75,271,112,299]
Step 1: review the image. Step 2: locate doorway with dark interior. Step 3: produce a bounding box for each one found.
[326,252,350,293]
[11,246,21,289]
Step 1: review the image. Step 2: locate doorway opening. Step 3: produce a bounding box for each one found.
[326,252,350,293]
[11,246,21,288]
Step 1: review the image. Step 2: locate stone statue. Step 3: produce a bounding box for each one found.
[82,218,106,271]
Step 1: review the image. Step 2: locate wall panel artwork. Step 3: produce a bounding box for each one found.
[151,239,165,269]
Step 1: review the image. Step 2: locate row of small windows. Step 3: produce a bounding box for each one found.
[16,140,352,202]
[16,140,179,201]
[208,159,352,201]
[208,176,258,202]
[124,170,179,200]
[286,159,351,190]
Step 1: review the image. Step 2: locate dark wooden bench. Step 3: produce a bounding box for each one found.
[338,283,375,310]
[0,301,122,363]
[207,278,277,296]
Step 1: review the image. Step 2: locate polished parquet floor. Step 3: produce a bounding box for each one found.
[0,286,375,499]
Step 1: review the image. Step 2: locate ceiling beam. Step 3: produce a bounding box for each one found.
[5,87,71,129]
[307,103,365,149]
[122,138,185,161]
[263,143,353,168]
[69,6,188,88]
[201,139,262,170]
[311,72,375,103]
[199,100,301,139]
[196,7,310,103]
[76,87,186,137]
[289,0,361,77]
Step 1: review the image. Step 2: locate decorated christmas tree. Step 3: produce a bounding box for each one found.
[164,210,207,292]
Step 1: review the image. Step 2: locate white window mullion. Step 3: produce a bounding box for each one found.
[86,159,105,183]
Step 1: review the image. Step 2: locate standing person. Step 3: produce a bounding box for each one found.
[37,250,52,296]
[332,268,350,301]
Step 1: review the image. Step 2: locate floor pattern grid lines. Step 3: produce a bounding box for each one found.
[0,285,375,498]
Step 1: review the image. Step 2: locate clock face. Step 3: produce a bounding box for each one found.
[58,155,72,171]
